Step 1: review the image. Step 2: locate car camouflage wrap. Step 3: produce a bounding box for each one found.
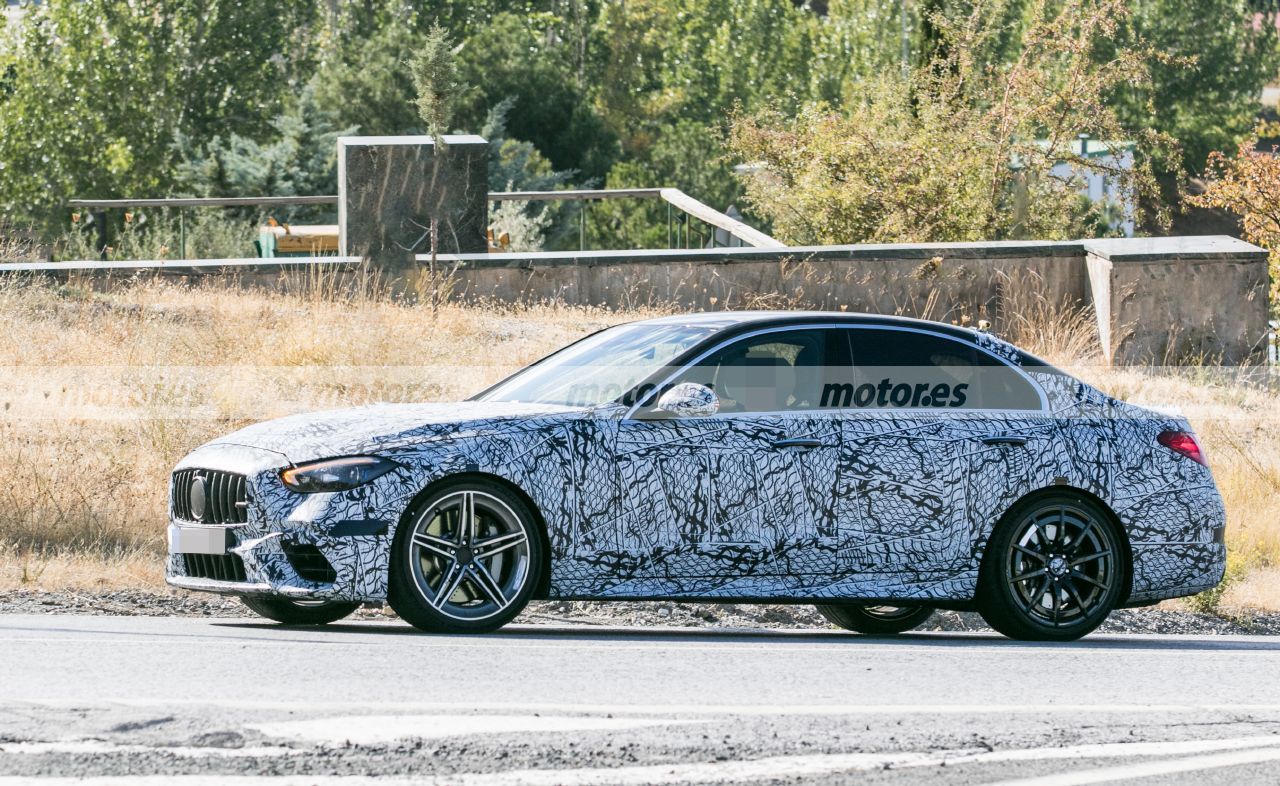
[166,317,1225,610]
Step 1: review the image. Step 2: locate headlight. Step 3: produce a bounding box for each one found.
[279,456,400,493]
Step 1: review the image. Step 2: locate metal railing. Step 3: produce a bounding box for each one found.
[68,187,781,259]
[487,188,780,250]
[68,195,336,260]
[68,197,338,208]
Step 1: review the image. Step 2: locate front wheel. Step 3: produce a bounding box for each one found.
[976,493,1125,641]
[388,480,544,634]
[816,604,935,634]
[240,595,360,625]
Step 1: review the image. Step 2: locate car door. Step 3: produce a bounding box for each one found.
[613,327,846,589]
[831,326,1047,575]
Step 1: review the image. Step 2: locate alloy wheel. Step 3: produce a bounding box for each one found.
[1005,504,1117,628]
[815,603,935,634]
[407,490,533,622]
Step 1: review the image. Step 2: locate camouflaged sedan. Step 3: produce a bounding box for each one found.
[167,312,1225,641]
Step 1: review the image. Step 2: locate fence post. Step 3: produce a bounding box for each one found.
[94,211,107,261]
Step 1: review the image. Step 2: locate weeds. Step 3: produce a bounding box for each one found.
[0,222,45,262]
[54,209,268,261]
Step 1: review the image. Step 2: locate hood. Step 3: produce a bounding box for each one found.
[208,401,584,464]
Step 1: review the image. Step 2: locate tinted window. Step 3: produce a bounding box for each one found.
[836,327,1042,411]
[668,329,849,414]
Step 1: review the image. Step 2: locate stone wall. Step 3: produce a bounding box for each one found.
[1081,237,1272,364]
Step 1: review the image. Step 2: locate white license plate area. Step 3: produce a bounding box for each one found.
[170,526,232,555]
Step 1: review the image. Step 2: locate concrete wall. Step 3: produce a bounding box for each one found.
[338,135,488,267]
[2,236,1266,366]
[430,235,1270,365]
[437,241,1086,317]
[1080,237,1272,364]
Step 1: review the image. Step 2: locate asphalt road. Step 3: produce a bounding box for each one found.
[2,614,1280,784]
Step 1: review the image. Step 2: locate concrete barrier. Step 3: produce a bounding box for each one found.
[1081,237,1270,364]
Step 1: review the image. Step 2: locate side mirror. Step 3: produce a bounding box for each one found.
[656,382,720,417]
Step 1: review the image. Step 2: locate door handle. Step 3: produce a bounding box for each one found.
[773,438,826,450]
[981,434,1029,446]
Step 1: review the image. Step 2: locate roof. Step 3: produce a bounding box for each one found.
[627,310,1064,370]
[635,310,991,344]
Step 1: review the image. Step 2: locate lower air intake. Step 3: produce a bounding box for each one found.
[181,553,248,583]
[282,542,338,584]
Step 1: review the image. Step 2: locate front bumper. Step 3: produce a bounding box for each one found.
[165,522,394,601]
[165,440,409,602]
[166,575,273,596]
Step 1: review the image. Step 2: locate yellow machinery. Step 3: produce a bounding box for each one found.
[256,221,339,257]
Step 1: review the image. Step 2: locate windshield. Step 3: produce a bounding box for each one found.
[477,322,719,407]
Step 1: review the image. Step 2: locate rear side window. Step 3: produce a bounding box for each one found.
[828,327,1042,411]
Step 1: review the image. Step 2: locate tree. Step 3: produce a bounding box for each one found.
[483,97,576,251]
[455,11,616,177]
[587,119,748,250]
[1113,0,1280,176]
[586,0,826,247]
[0,0,315,232]
[408,24,470,315]
[173,86,357,222]
[725,0,1175,245]
[1187,129,1280,316]
[310,8,424,136]
[593,0,824,154]
[410,24,467,141]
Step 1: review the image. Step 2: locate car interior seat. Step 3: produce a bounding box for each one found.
[715,351,794,412]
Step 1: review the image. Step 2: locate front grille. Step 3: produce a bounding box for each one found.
[182,553,248,583]
[171,469,249,524]
[283,542,337,583]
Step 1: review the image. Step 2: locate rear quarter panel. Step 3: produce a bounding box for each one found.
[1023,371,1226,603]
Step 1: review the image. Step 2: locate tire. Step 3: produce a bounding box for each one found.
[240,595,360,625]
[977,493,1125,642]
[816,604,935,634]
[388,479,544,634]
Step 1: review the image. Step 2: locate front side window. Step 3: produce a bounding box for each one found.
[664,329,849,414]
[836,328,1042,411]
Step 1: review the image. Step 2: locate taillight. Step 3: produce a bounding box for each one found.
[1157,430,1206,467]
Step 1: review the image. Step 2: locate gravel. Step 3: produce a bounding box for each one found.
[2,589,1278,635]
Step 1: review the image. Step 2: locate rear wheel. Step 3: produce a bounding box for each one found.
[389,479,544,634]
[977,493,1124,641]
[240,595,360,625]
[816,604,935,634]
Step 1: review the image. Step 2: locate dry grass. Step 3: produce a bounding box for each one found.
[0,276,663,590]
[1,276,1277,617]
[0,223,45,263]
